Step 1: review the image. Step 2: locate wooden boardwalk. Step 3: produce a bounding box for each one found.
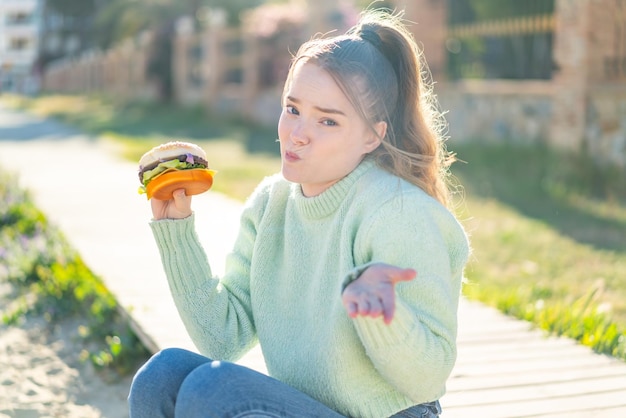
[441,299,626,417]
[1,106,626,418]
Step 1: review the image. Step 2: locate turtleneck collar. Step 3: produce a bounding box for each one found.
[291,157,377,219]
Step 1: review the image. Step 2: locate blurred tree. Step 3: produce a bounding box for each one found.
[94,0,195,49]
[206,0,265,26]
[93,0,148,50]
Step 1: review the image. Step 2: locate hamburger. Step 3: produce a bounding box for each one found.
[138,141,215,200]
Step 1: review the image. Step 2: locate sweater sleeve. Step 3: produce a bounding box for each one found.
[348,192,470,402]
[149,189,266,361]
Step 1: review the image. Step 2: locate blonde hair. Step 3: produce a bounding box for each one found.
[283,10,454,206]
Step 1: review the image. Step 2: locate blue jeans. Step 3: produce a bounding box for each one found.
[128,348,440,418]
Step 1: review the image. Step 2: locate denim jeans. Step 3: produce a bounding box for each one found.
[128,348,440,418]
[390,401,441,418]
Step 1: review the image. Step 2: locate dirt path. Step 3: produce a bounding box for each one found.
[0,281,134,418]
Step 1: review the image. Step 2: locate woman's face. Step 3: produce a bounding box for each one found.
[278,62,383,197]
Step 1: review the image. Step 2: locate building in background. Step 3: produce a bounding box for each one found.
[0,0,43,94]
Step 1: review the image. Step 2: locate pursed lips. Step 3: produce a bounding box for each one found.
[284,151,301,162]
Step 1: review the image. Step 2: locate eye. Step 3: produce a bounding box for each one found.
[286,105,299,115]
[322,119,338,127]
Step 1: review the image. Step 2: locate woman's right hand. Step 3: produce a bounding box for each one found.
[151,189,193,220]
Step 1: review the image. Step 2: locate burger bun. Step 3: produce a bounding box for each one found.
[139,141,207,168]
[146,168,214,200]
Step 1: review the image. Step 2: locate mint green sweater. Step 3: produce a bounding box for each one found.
[150,158,469,417]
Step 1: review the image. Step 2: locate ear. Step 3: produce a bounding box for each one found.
[364,121,386,153]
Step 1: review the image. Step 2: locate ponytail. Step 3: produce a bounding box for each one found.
[357,11,453,207]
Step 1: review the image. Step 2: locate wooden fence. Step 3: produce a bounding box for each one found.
[41,32,157,101]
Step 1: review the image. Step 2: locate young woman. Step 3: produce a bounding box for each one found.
[129,10,470,418]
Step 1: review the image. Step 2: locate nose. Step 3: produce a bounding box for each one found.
[290,121,309,145]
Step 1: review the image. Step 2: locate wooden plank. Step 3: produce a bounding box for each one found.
[443,375,626,408]
[442,388,626,418]
[457,320,536,336]
[458,330,566,346]
[457,336,579,354]
[445,364,626,398]
[540,405,626,418]
[452,352,619,377]
[456,346,608,368]
[459,333,578,348]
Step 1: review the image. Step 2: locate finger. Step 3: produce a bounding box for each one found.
[357,299,371,316]
[150,197,168,220]
[379,286,397,324]
[172,188,187,201]
[382,297,396,324]
[344,301,358,318]
[172,189,192,213]
[342,292,356,316]
[390,268,417,284]
[367,298,384,319]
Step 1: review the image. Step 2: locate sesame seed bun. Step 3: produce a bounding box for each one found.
[139,141,207,168]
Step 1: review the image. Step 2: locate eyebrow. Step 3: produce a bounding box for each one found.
[286,96,346,116]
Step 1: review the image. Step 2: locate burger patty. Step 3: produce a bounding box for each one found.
[138,154,209,182]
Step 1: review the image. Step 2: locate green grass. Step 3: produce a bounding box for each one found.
[0,169,151,376]
[2,93,626,361]
[451,142,626,358]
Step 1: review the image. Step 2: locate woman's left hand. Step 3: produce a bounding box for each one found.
[342,263,417,324]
